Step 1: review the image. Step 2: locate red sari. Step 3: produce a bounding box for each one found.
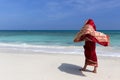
[84,38,97,67]
[83,19,98,67]
[74,19,109,67]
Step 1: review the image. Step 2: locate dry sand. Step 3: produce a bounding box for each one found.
[0,48,120,80]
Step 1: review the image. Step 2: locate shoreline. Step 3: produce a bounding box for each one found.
[0,48,120,80]
[0,47,120,58]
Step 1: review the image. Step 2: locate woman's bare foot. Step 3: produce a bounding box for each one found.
[81,68,86,71]
[79,68,86,71]
[93,70,97,73]
[81,64,87,71]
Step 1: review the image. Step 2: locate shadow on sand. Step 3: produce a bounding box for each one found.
[58,63,86,76]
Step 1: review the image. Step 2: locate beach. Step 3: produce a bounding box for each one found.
[0,0,120,79]
[0,30,120,80]
[0,48,120,80]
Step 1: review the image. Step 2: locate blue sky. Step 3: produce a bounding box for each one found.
[0,0,120,30]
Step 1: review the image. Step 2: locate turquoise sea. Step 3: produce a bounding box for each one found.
[0,30,120,57]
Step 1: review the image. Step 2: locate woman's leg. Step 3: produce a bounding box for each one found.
[82,64,87,71]
[93,66,97,73]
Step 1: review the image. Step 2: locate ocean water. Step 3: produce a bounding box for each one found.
[0,30,120,57]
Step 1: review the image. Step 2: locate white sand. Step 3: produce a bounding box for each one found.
[0,48,120,80]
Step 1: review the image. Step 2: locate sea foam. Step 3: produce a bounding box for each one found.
[0,42,120,57]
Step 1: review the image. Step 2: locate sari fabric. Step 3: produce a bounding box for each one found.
[74,19,109,67]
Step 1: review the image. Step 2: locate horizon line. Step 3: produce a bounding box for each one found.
[0,29,119,31]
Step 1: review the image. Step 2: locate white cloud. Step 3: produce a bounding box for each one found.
[63,0,120,11]
[41,1,73,19]
[41,0,120,19]
[102,0,120,8]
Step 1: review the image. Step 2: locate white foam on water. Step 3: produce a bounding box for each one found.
[0,42,120,57]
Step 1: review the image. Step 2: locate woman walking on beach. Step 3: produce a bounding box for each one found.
[74,19,109,73]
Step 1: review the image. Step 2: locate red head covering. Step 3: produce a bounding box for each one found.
[85,19,96,31]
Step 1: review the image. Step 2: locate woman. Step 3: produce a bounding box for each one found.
[82,19,97,73]
[74,19,109,73]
